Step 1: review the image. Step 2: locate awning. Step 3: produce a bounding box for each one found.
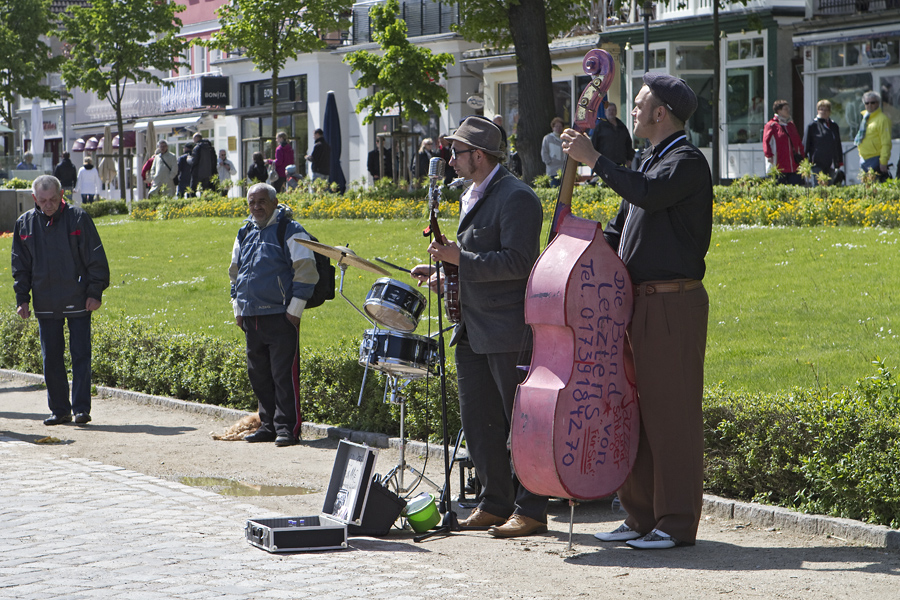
[113,131,136,148]
[0,123,13,133]
[133,115,203,130]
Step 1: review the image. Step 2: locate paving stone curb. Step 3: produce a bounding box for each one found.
[3,368,897,552]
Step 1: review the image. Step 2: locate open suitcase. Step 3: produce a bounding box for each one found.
[245,440,404,552]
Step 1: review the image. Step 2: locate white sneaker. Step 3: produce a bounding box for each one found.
[626,529,679,549]
[594,522,641,542]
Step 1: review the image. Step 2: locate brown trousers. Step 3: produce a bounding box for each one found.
[619,283,709,543]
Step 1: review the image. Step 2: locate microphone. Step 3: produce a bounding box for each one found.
[428,156,446,181]
[447,177,468,189]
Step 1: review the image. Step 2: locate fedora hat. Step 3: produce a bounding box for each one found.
[445,117,504,159]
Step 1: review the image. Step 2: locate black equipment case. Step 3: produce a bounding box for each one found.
[245,440,390,552]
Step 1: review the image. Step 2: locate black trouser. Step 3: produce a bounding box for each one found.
[455,333,549,523]
[244,314,302,440]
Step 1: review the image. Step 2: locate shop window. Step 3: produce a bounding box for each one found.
[726,66,765,143]
[676,45,715,70]
[728,39,764,61]
[817,73,873,142]
[683,75,713,148]
[499,82,519,140]
[498,80,572,139]
[633,48,667,71]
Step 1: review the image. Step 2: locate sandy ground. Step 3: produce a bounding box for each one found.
[2,375,900,599]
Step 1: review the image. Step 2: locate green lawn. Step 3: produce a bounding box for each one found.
[1,217,897,394]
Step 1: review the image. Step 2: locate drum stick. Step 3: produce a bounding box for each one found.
[375,257,413,275]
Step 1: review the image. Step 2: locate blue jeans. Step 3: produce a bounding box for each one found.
[860,156,890,181]
[37,315,92,416]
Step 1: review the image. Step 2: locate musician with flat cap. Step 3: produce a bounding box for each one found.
[561,73,713,549]
[411,116,548,538]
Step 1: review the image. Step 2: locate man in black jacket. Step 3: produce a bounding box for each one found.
[305,129,330,182]
[411,117,548,539]
[562,73,712,550]
[804,99,843,184]
[590,103,635,168]
[190,132,216,195]
[11,175,110,426]
[53,152,78,192]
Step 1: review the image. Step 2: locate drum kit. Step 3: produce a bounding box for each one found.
[295,238,441,498]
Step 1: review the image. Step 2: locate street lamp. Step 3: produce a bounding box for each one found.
[643,1,653,73]
[53,87,71,152]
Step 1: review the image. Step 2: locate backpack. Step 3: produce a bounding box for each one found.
[237,218,335,309]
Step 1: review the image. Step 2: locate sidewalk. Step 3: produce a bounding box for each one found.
[3,371,900,599]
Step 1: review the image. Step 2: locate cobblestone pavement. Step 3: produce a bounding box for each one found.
[4,374,900,600]
[0,437,486,600]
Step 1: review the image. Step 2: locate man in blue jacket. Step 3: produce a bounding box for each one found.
[12,175,110,425]
[229,183,319,446]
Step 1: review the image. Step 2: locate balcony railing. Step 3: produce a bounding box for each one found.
[351,0,460,45]
[815,0,900,15]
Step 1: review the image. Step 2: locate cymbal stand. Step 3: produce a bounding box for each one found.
[381,374,441,498]
[334,261,380,408]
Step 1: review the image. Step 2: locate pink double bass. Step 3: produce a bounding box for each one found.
[511,50,639,501]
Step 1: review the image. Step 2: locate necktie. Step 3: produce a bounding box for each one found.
[855,113,869,146]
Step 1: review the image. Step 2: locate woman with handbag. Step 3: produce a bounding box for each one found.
[763,100,805,186]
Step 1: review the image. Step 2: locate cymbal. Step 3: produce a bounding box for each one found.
[294,239,390,276]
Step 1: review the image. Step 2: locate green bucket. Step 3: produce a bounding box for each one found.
[405,493,440,533]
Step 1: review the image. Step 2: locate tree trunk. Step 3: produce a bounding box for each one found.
[113,82,127,202]
[270,69,280,153]
[712,1,720,185]
[508,0,556,183]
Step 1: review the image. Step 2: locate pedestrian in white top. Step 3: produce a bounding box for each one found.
[217,150,236,195]
[149,141,178,197]
[541,117,566,185]
[73,157,103,204]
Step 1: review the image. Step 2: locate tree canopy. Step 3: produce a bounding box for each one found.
[205,0,351,143]
[60,0,187,200]
[0,0,63,149]
[344,0,455,128]
[451,0,594,182]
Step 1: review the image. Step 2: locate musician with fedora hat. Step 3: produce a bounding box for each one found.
[562,72,713,549]
[411,116,548,538]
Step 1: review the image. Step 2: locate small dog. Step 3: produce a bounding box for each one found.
[211,412,261,441]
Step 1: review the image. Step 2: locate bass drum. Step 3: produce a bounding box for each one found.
[364,278,427,332]
[359,329,438,380]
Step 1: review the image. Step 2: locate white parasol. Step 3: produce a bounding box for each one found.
[98,124,118,196]
[30,100,44,158]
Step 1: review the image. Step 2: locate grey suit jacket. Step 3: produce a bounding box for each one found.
[451,166,543,354]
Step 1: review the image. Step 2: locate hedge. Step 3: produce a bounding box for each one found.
[0,313,458,443]
[2,310,897,527]
[127,176,900,229]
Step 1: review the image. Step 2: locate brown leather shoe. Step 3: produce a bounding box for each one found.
[488,514,548,538]
[460,508,506,528]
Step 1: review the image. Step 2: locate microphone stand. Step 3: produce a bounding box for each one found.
[415,158,461,542]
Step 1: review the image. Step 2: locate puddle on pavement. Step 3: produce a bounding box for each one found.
[180,476,314,497]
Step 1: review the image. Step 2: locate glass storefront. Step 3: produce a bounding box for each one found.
[812,38,900,140]
[238,76,308,176]
[725,35,766,145]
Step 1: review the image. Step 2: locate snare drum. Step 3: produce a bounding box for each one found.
[364,278,426,332]
[359,329,438,379]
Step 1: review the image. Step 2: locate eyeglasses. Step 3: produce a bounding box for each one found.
[865,101,879,105]
[451,148,476,159]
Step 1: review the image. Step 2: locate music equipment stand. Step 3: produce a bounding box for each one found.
[380,374,441,498]
[415,159,462,541]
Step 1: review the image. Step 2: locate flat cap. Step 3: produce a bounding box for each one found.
[642,72,698,124]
